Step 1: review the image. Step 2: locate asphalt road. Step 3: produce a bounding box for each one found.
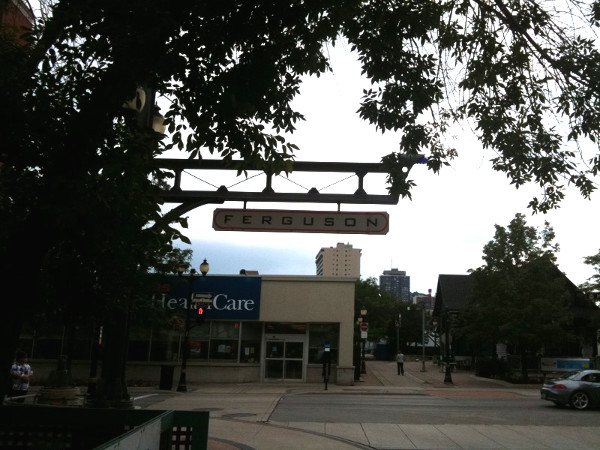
[269,393,600,426]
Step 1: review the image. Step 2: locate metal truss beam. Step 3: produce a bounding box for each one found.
[154,156,425,209]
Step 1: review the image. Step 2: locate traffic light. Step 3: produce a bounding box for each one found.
[196,306,205,325]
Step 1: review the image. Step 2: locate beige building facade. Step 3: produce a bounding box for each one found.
[258,276,356,385]
[315,242,361,277]
[139,275,357,386]
[29,275,358,387]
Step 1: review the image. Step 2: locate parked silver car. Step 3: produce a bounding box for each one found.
[540,370,600,410]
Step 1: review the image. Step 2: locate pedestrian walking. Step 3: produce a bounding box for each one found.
[396,351,404,375]
[10,350,33,402]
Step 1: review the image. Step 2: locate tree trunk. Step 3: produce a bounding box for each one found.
[85,307,132,408]
[0,217,48,400]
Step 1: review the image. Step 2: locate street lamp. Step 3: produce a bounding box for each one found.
[395,313,401,356]
[420,304,426,373]
[408,303,427,373]
[176,260,209,392]
[432,319,438,365]
[123,87,166,133]
[353,318,361,382]
[360,306,367,374]
[443,308,453,384]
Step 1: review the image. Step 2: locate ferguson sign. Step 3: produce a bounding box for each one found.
[213,208,389,234]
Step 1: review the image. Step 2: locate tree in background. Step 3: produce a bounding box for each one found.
[355,278,427,358]
[4,1,600,399]
[462,214,573,381]
[581,249,600,297]
[580,249,600,352]
[355,278,397,345]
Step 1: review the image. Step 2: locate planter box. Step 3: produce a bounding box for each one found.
[0,405,209,450]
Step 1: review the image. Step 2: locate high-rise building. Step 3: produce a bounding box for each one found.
[315,243,361,277]
[379,268,411,301]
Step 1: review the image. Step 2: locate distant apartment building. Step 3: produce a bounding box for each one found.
[379,268,410,301]
[412,290,434,311]
[315,243,361,277]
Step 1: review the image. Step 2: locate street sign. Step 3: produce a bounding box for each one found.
[360,322,368,332]
[213,208,389,234]
[192,292,213,307]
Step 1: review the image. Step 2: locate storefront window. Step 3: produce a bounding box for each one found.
[188,321,210,360]
[240,322,261,363]
[308,323,339,364]
[209,322,239,361]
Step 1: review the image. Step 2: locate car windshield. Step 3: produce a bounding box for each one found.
[565,371,583,380]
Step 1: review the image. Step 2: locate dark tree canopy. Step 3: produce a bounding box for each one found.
[355,277,399,343]
[4,1,600,210]
[2,0,600,397]
[581,249,600,294]
[355,278,429,354]
[460,213,592,379]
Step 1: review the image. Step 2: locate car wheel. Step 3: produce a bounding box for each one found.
[570,391,590,410]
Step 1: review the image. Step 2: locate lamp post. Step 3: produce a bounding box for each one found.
[176,259,209,393]
[395,313,401,356]
[432,319,438,365]
[360,306,367,374]
[408,303,427,372]
[420,305,427,372]
[353,329,361,382]
[443,308,453,384]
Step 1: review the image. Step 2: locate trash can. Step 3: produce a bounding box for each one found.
[159,365,175,390]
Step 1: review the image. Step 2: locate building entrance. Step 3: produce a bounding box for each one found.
[264,336,305,381]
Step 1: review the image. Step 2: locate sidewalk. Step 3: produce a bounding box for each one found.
[137,360,600,449]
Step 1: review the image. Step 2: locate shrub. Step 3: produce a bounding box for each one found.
[475,357,507,378]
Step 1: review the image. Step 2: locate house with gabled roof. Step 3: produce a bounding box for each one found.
[432,270,599,374]
[431,274,473,365]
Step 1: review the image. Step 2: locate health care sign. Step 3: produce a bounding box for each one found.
[213,209,389,234]
[156,275,261,320]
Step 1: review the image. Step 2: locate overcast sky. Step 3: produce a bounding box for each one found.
[164,42,600,295]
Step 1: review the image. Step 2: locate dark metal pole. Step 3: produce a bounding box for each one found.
[87,325,103,396]
[177,270,195,392]
[396,321,399,356]
[421,307,426,372]
[353,337,361,381]
[361,338,366,374]
[322,347,331,390]
[176,315,190,392]
[444,309,453,384]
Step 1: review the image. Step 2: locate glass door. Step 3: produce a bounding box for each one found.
[265,339,304,381]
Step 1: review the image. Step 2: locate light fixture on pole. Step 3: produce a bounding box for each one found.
[122,87,166,133]
[200,259,209,276]
[176,260,209,393]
